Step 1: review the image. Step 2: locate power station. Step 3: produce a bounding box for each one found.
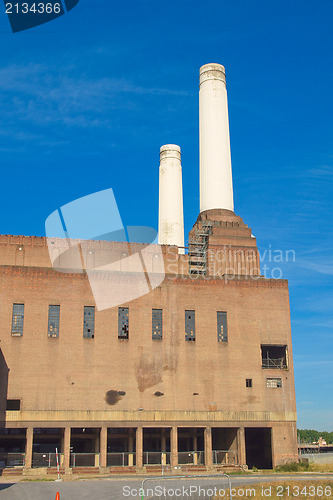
[0,63,298,474]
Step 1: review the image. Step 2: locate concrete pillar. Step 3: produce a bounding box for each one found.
[63,427,71,470]
[24,427,34,469]
[94,430,100,467]
[237,427,246,465]
[204,426,213,466]
[158,145,185,254]
[100,427,107,468]
[193,429,198,465]
[136,427,143,468]
[170,426,178,467]
[128,429,134,467]
[161,428,166,465]
[199,63,234,213]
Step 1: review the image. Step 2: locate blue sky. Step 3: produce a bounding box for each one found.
[0,0,332,430]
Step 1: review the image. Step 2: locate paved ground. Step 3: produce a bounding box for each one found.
[0,474,332,499]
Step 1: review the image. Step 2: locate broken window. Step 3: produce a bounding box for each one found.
[217,311,228,342]
[261,345,288,369]
[246,379,252,388]
[185,310,195,341]
[266,378,282,388]
[118,307,129,339]
[152,309,162,340]
[11,303,24,336]
[48,305,60,338]
[6,399,21,411]
[83,306,95,339]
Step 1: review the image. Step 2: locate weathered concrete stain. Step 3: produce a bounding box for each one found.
[136,353,162,392]
[105,390,126,405]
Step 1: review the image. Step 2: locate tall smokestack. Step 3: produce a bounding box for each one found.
[158,144,185,254]
[199,63,234,213]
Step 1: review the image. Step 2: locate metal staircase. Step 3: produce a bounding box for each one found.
[188,221,213,275]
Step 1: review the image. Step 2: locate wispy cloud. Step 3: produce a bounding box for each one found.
[295,359,333,368]
[297,259,333,276]
[0,63,191,132]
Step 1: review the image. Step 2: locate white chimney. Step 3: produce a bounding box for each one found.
[199,63,234,213]
[158,144,185,254]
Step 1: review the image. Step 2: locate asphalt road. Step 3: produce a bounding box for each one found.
[0,474,332,500]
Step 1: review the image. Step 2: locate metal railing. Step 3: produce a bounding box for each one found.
[107,452,136,466]
[213,450,238,465]
[32,453,58,468]
[262,357,287,369]
[70,453,98,467]
[178,451,204,465]
[0,453,25,468]
[143,452,171,465]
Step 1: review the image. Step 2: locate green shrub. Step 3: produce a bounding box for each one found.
[274,461,309,472]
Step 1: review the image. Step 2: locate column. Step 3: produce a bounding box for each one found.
[98,427,107,468]
[128,429,134,467]
[170,426,178,467]
[193,429,198,466]
[94,430,100,467]
[204,426,213,467]
[136,427,143,468]
[161,428,166,465]
[63,427,71,470]
[237,427,246,465]
[24,427,34,469]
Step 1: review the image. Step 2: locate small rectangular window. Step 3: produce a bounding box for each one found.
[6,399,21,411]
[266,378,282,388]
[261,345,288,369]
[11,304,24,336]
[118,307,129,339]
[48,305,60,338]
[246,379,252,388]
[185,310,195,342]
[152,309,162,340]
[83,306,95,338]
[217,311,228,342]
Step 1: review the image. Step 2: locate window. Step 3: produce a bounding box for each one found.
[246,379,252,388]
[217,311,228,342]
[11,303,24,336]
[83,306,95,338]
[152,309,162,340]
[48,305,60,338]
[261,345,288,369]
[266,378,282,388]
[185,310,195,341]
[6,399,21,411]
[118,307,129,339]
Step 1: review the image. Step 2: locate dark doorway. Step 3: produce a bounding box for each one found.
[212,428,238,465]
[245,427,272,469]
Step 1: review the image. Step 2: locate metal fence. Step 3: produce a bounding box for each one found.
[143,452,171,465]
[32,453,58,468]
[141,474,233,500]
[70,453,98,467]
[107,452,136,466]
[178,451,204,465]
[213,450,238,465]
[0,453,25,468]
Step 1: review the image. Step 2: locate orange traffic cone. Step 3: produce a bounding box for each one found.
[55,493,60,500]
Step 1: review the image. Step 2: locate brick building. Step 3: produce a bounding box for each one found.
[0,64,298,473]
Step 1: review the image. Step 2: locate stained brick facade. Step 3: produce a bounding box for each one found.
[0,208,298,472]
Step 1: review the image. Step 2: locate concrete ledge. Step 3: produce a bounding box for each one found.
[5,410,297,425]
[23,467,47,476]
